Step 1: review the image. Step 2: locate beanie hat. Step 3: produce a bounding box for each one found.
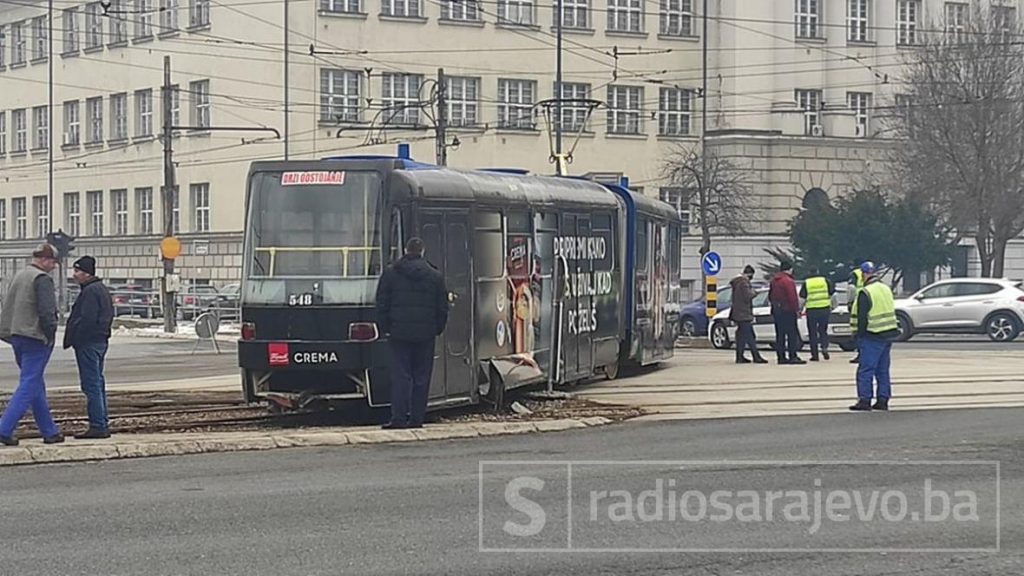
[73,256,96,276]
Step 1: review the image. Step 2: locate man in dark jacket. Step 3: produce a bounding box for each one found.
[729,265,767,364]
[768,262,805,365]
[64,256,115,439]
[375,238,449,429]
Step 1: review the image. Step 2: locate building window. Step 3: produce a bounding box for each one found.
[64,100,80,147]
[135,0,154,38]
[169,84,181,131]
[896,0,919,45]
[87,96,103,143]
[32,16,47,61]
[441,0,480,21]
[33,196,49,238]
[84,4,103,49]
[446,76,480,127]
[87,190,104,236]
[795,0,821,39]
[556,82,590,133]
[160,0,180,32]
[112,189,129,235]
[13,198,27,239]
[110,93,128,141]
[847,0,869,42]
[109,0,128,43]
[65,192,81,238]
[63,8,80,54]
[136,187,153,234]
[136,89,153,137]
[848,92,871,137]
[381,0,420,17]
[171,186,180,233]
[11,22,26,65]
[32,106,48,151]
[660,0,693,37]
[382,73,422,125]
[608,0,643,33]
[0,112,6,155]
[190,0,211,27]
[658,87,692,136]
[944,2,967,40]
[191,183,210,232]
[555,0,588,28]
[320,69,361,123]
[0,25,6,68]
[498,0,534,25]
[497,78,536,129]
[0,200,6,240]
[321,0,361,13]
[995,6,1016,42]
[607,85,643,134]
[190,79,211,129]
[13,109,27,153]
[796,89,822,135]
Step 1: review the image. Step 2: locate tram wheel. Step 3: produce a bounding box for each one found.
[602,362,620,380]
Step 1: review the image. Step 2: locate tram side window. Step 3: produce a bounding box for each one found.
[534,212,558,275]
[668,224,681,283]
[447,223,469,279]
[389,207,403,264]
[636,219,649,272]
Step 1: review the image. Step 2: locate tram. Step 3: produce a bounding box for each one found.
[236,148,682,412]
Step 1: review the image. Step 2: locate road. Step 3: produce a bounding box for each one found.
[0,336,239,392]
[0,407,1019,575]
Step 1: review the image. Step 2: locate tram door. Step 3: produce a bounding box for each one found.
[420,212,474,400]
[559,214,595,381]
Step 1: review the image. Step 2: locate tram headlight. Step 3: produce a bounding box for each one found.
[241,322,256,341]
[348,322,379,342]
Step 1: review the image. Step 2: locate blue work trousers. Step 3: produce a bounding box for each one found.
[856,337,892,401]
[0,336,59,438]
[75,341,110,432]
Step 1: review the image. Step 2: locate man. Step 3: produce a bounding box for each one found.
[849,261,899,412]
[63,256,114,439]
[375,238,448,429]
[847,261,866,364]
[800,267,836,361]
[729,265,767,364]
[0,244,64,445]
[768,262,805,365]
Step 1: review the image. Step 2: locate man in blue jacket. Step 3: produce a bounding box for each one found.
[63,256,115,439]
[375,238,449,429]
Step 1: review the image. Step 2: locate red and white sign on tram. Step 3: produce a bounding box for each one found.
[280,171,346,186]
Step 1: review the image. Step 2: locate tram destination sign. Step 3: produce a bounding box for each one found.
[280,171,346,186]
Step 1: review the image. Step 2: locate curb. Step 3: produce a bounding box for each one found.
[0,417,613,467]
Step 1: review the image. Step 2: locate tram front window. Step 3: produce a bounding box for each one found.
[245,170,383,305]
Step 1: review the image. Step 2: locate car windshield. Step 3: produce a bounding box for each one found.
[752,290,770,307]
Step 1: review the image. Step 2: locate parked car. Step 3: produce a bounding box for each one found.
[679,281,767,337]
[176,284,221,321]
[213,283,241,320]
[894,278,1024,342]
[708,283,856,352]
[111,285,160,318]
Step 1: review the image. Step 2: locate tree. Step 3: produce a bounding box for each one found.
[888,1,1024,277]
[661,144,756,256]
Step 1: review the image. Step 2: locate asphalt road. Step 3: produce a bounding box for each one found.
[0,337,239,391]
[0,408,1020,575]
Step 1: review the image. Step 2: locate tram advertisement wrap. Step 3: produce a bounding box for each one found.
[554,234,615,337]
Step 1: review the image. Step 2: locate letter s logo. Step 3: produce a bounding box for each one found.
[503,476,546,537]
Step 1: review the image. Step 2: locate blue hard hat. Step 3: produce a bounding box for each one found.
[860,261,876,274]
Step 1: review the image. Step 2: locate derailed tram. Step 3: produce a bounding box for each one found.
[237,151,682,412]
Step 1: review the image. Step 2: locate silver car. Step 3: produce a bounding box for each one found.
[894,278,1024,342]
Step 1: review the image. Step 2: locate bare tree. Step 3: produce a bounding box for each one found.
[888,1,1024,277]
[661,144,756,256]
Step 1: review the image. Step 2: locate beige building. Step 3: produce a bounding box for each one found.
[0,0,1017,299]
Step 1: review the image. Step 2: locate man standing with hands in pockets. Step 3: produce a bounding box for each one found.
[64,255,115,439]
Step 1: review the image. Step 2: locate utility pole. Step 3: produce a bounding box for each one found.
[48,0,60,319]
[555,0,564,173]
[700,0,709,258]
[283,0,290,160]
[435,68,447,166]
[161,56,178,333]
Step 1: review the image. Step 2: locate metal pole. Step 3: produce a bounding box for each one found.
[48,0,53,225]
[555,0,563,163]
[436,68,447,166]
[283,0,289,160]
[161,56,177,333]
[701,0,708,150]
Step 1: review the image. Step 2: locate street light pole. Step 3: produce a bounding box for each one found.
[283,0,290,160]
[555,0,563,166]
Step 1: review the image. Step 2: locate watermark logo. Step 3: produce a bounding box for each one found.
[478,461,1000,553]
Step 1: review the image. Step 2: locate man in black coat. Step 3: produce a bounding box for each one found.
[375,237,449,429]
[63,256,115,439]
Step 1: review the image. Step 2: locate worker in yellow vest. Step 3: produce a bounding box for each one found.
[848,261,899,411]
[847,263,866,364]
[799,267,835,361]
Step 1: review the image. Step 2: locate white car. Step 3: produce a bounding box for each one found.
[708,285,856,352]
[894,278,1024,342]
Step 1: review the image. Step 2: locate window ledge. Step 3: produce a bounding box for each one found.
[61,143,81,151]
[496,21,540,32]
[133,35,155,44]
[84,141,104,149]
[30,56,48,65]
[9,151,28,158]
[10,62,27,69]
[605,132,648,140]
[133,135,157,144]
[0,65,6,72]
[494,128,541,135]
[108,40,129,48]
[449,125,488,134]
[61,50,80,58]
[187,23,213,33]
[657,133,697,141]
[795,36,827,44]
[438,18,485,28]
[108,139,129,149]
[605,30,647,39]
[847,39,876,47]
[550,26,595,36]
[658,33,699,42]
[83,45,104,54]
[378,14,429,23]
[158,30,181,39]
[319,10,369,20]
[188,130,212,137]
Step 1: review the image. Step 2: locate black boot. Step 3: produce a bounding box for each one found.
[848,400,872,412]
[753,356,769,364]
[849,355,860,364]
[736,357,751,364]
[822,350,831,361]
[43,433,65,444]
[872,399,889,411]
[0,435,18,447]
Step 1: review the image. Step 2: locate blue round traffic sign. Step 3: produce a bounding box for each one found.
[702,251,723,276]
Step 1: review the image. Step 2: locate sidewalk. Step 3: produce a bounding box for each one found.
[0,417,613,467]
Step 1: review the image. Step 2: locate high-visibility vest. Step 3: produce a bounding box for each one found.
[863,282,898,334]
[848,269,866,328]
[804,276,831,310]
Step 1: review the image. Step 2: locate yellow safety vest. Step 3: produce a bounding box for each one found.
[849,269,866,328]
[804,276,831,310]
[863,282,898,334]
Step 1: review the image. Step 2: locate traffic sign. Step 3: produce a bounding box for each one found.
[160,236,182,260]
[701,251,722,276]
